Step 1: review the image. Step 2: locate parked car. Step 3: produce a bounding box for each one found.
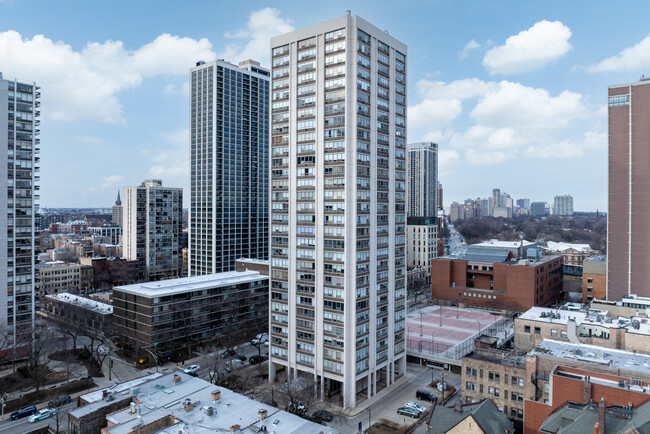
[249,355,267,365]
[397,406,421,419]
[288,399,307,413]
[48,395,71,408]
[221,349,236,358]
[251,333,268,345]
[10,405,37,420]
[183,364,200,376]
[312,409,334,422]
[236,354,247,361]
[415,389,437,402]
[28,408,55,423]
[404,401,427,413]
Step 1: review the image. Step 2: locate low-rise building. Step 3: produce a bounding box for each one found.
[68,371,338,434]
[235,258,269,275]
[462,348,531,423]
[431,243,562,312]
[88,224,122,245]
[583,256,607,303]
[407,216,438,283]
[425,397,514,434]
[43,292,112,331]
[514,305,650,353]
[112,270,268,362]
[544,241,595,266]
[37,261,82,295]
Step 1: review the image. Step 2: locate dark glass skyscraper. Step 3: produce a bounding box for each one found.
[189,59,269,275]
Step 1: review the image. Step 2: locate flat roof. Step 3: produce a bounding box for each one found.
[114,270,268,297]
[518,305,650,334]
[545,241,593,253]
[530,339,650,375]
[473,239,535,249]
[46,292,113,314]
[77,372,164,406]
[101,372,339,434]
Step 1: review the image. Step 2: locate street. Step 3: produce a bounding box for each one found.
[0,402,74,434]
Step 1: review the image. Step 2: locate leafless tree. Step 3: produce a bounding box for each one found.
[50,403,65,434]
[197,344,230,385]
[276,374,317,417]
[28,326,55,402]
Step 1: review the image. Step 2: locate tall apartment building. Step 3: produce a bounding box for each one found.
[0,73,39,347]
[189,59,269,276]
[608,77,650,300]
[530,201,547,217]
[406,216,437,281]
[123,180,182,281]
[112,191,123,226]
[269,15,407,408]
[407,142,437,217]
[491,188,500,215]
[553,194,573,216]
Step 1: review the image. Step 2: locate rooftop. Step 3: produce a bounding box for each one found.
[114,270,268,297]
[98,371,338,434]
[545,241,593,253]
[539,399,650,434]
[518,305,650,334]
[76,372,163,407]
[428,398,513,434]
[530,339,650,375]
[45,292,113,315]
[473,239,535,249]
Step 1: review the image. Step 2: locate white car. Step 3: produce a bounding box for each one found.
[404,401,427,414]
[28,408,55,423]
[251,333,268,345]
[183,364,200,375]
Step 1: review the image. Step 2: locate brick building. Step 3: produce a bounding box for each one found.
[43,292,112,331]
[583,256,606,303]
[462,348,531,424]
[112,270,268,362]
[524,363,650,433]
[431,243,563,312]
[544,241,595,266]
[514,305,650,353]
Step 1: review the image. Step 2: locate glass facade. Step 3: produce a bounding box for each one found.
[189,61,270,275]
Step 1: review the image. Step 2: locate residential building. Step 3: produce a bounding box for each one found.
[516,198,530,211]
[36,261,83,295]
[530,202,547,217]
[123,179,182,281]
[407,141,438,217]
[431,243,562,312]
[79,256,139,289]
[88,223,122,245]
[525,341,650,434]
[544,241,595,266]
[43,292,112,331]
[189,59,269,276]
[553,194,574,216]
[583,256,606,302]
[269,15,407,408]
[437,182,443,211]
[0,74,40,344]
[234,257,269,275]
[68,372,338,434]
[462,348,531,423]
[424,397,514,434]
[514,304,650,353]
[492,189,501,215]
[49,219,89,234]
[112,270,268,362]
[111,190,122,226]
[407,216,437,281]
[608,78,650,300]
[493,206,512,218]
[449,202,465,222]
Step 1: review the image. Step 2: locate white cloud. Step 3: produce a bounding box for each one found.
[219,7,293,67]
[145,129,189,184]
[0,31,215,123]
[483,20,572,75]
[459,39,481,60]
[100,174,124,189]
[588,34,650,72]
[524,131,606,159]
[470,81,587,132]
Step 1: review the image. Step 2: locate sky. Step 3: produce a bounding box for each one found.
[1,0,649,211]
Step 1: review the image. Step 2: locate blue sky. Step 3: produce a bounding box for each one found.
[1,0,649,211]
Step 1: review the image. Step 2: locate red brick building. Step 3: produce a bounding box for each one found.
[431,245,563,312]
[525,365,650,434]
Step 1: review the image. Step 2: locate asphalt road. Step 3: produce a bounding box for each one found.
[0,402,74,434]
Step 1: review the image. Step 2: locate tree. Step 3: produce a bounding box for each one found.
[277,374,317,417]
[28,326,54,402]
[197,344,230,385]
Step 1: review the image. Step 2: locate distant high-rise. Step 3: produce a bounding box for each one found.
[491,189,500,216]
[516,198,530,210]
[608,78,650,300]
[407,142,438,217]
[0,74,39,346]
[553,195,573,216]
[530,201,547,217]
[189,59,270,276]
[269,15,407,408]
[123,180,182,281]
[112,190,123,226]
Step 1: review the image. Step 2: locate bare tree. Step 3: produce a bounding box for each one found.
[28,326,54,402]
[197,345,230,385]
[277,374,317,417]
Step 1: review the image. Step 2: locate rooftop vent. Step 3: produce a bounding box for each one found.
[206,406,214,416]
[230,425,241,433]
[183,398,193,412]
[211,390,221,401]
[258,409,268,420]
[173,374,182,384]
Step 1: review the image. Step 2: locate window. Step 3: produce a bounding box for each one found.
[544,382,549,393]
[608,94,630,107]
[524,325,531,333]
[551,329,557,337]
[561,330,567,338]
[534,327,541,335]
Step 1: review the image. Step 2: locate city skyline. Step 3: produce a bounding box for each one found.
[1,1,649,210]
